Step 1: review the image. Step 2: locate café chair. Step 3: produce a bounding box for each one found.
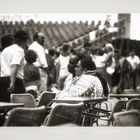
[97,100,126,126]
[4,106,48,126]
[81,100,111,126]
[43,103,84,126]
[123,89,138,94]
[113,110,140,126]
[10,93,36,107]
[37,91,56,107]
[126,98,140,110]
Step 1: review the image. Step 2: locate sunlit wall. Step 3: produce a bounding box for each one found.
[130,13,140,40]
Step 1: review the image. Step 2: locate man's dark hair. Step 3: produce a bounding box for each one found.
[1,34,14,51]
[62,44,70,52]
[80,57,96,71]
[49,49,56,56]
[84,42,91,48]
[14,30,29,46]
[25,50,37,64]
[68,55,80,76]
[70,48,76,55]
[14,30,29,41]
[97,48,104,56]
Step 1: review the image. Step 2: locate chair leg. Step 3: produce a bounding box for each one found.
[107,120,110,126]
[81,115,86,126]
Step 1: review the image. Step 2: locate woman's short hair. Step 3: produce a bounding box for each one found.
[25,50,37,64]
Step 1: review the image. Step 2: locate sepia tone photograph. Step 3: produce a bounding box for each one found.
[0,13,140,127]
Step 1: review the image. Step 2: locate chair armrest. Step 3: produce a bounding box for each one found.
[82,111,110,118]
[91,107,111,115]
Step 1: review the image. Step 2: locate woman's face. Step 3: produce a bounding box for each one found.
[75,61,84,77]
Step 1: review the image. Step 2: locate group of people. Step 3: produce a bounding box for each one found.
[0,30,111,102]
[90,42,140,94]
[113,50,140,93]
[0,29,139,103]
[0,30,49,102]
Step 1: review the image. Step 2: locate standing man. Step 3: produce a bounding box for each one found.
[28,32,48,93]
[127,50,140,89]
[0,30,29,102]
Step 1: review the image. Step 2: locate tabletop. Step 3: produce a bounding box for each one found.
[109,93,140,99]
[52,97,108,104]
[0,102,24,110]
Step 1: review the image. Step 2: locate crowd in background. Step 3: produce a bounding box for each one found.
[0,29,140,102]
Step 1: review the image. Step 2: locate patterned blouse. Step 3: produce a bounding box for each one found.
[56,71,105,99]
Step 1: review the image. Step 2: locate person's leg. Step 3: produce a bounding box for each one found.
[132,70,137,89]
[39,69,48,92]
[0,77,11,102]
[15,78,26,93]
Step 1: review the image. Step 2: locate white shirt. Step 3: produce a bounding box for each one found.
[127,55,140,71]
[94,54,107,68]
[28,41,48,68]
[57,54,70,79]
[0,44,24,79]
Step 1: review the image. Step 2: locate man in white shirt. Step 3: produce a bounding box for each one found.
[28,32,48,93]
[0,30,29,102]
[127,50,140,89]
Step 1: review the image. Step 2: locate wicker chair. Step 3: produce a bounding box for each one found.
[97,100,126,126]
[126,98,140,110]
[113,110,140,126]
[44,103,84,126]
[37,91,56,107]
[4,106,48,126]
[10,93,36,107]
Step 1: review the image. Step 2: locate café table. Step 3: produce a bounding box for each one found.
[109,93,140,110]
[0,102,24,110]
[52,97,109,126]
[53,96,108,104]
[109,93,140,100]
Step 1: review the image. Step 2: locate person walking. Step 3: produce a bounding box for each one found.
[127,50,140,89]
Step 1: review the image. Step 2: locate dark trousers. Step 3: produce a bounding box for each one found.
[0,77,25,102]
[130,70,137,89]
